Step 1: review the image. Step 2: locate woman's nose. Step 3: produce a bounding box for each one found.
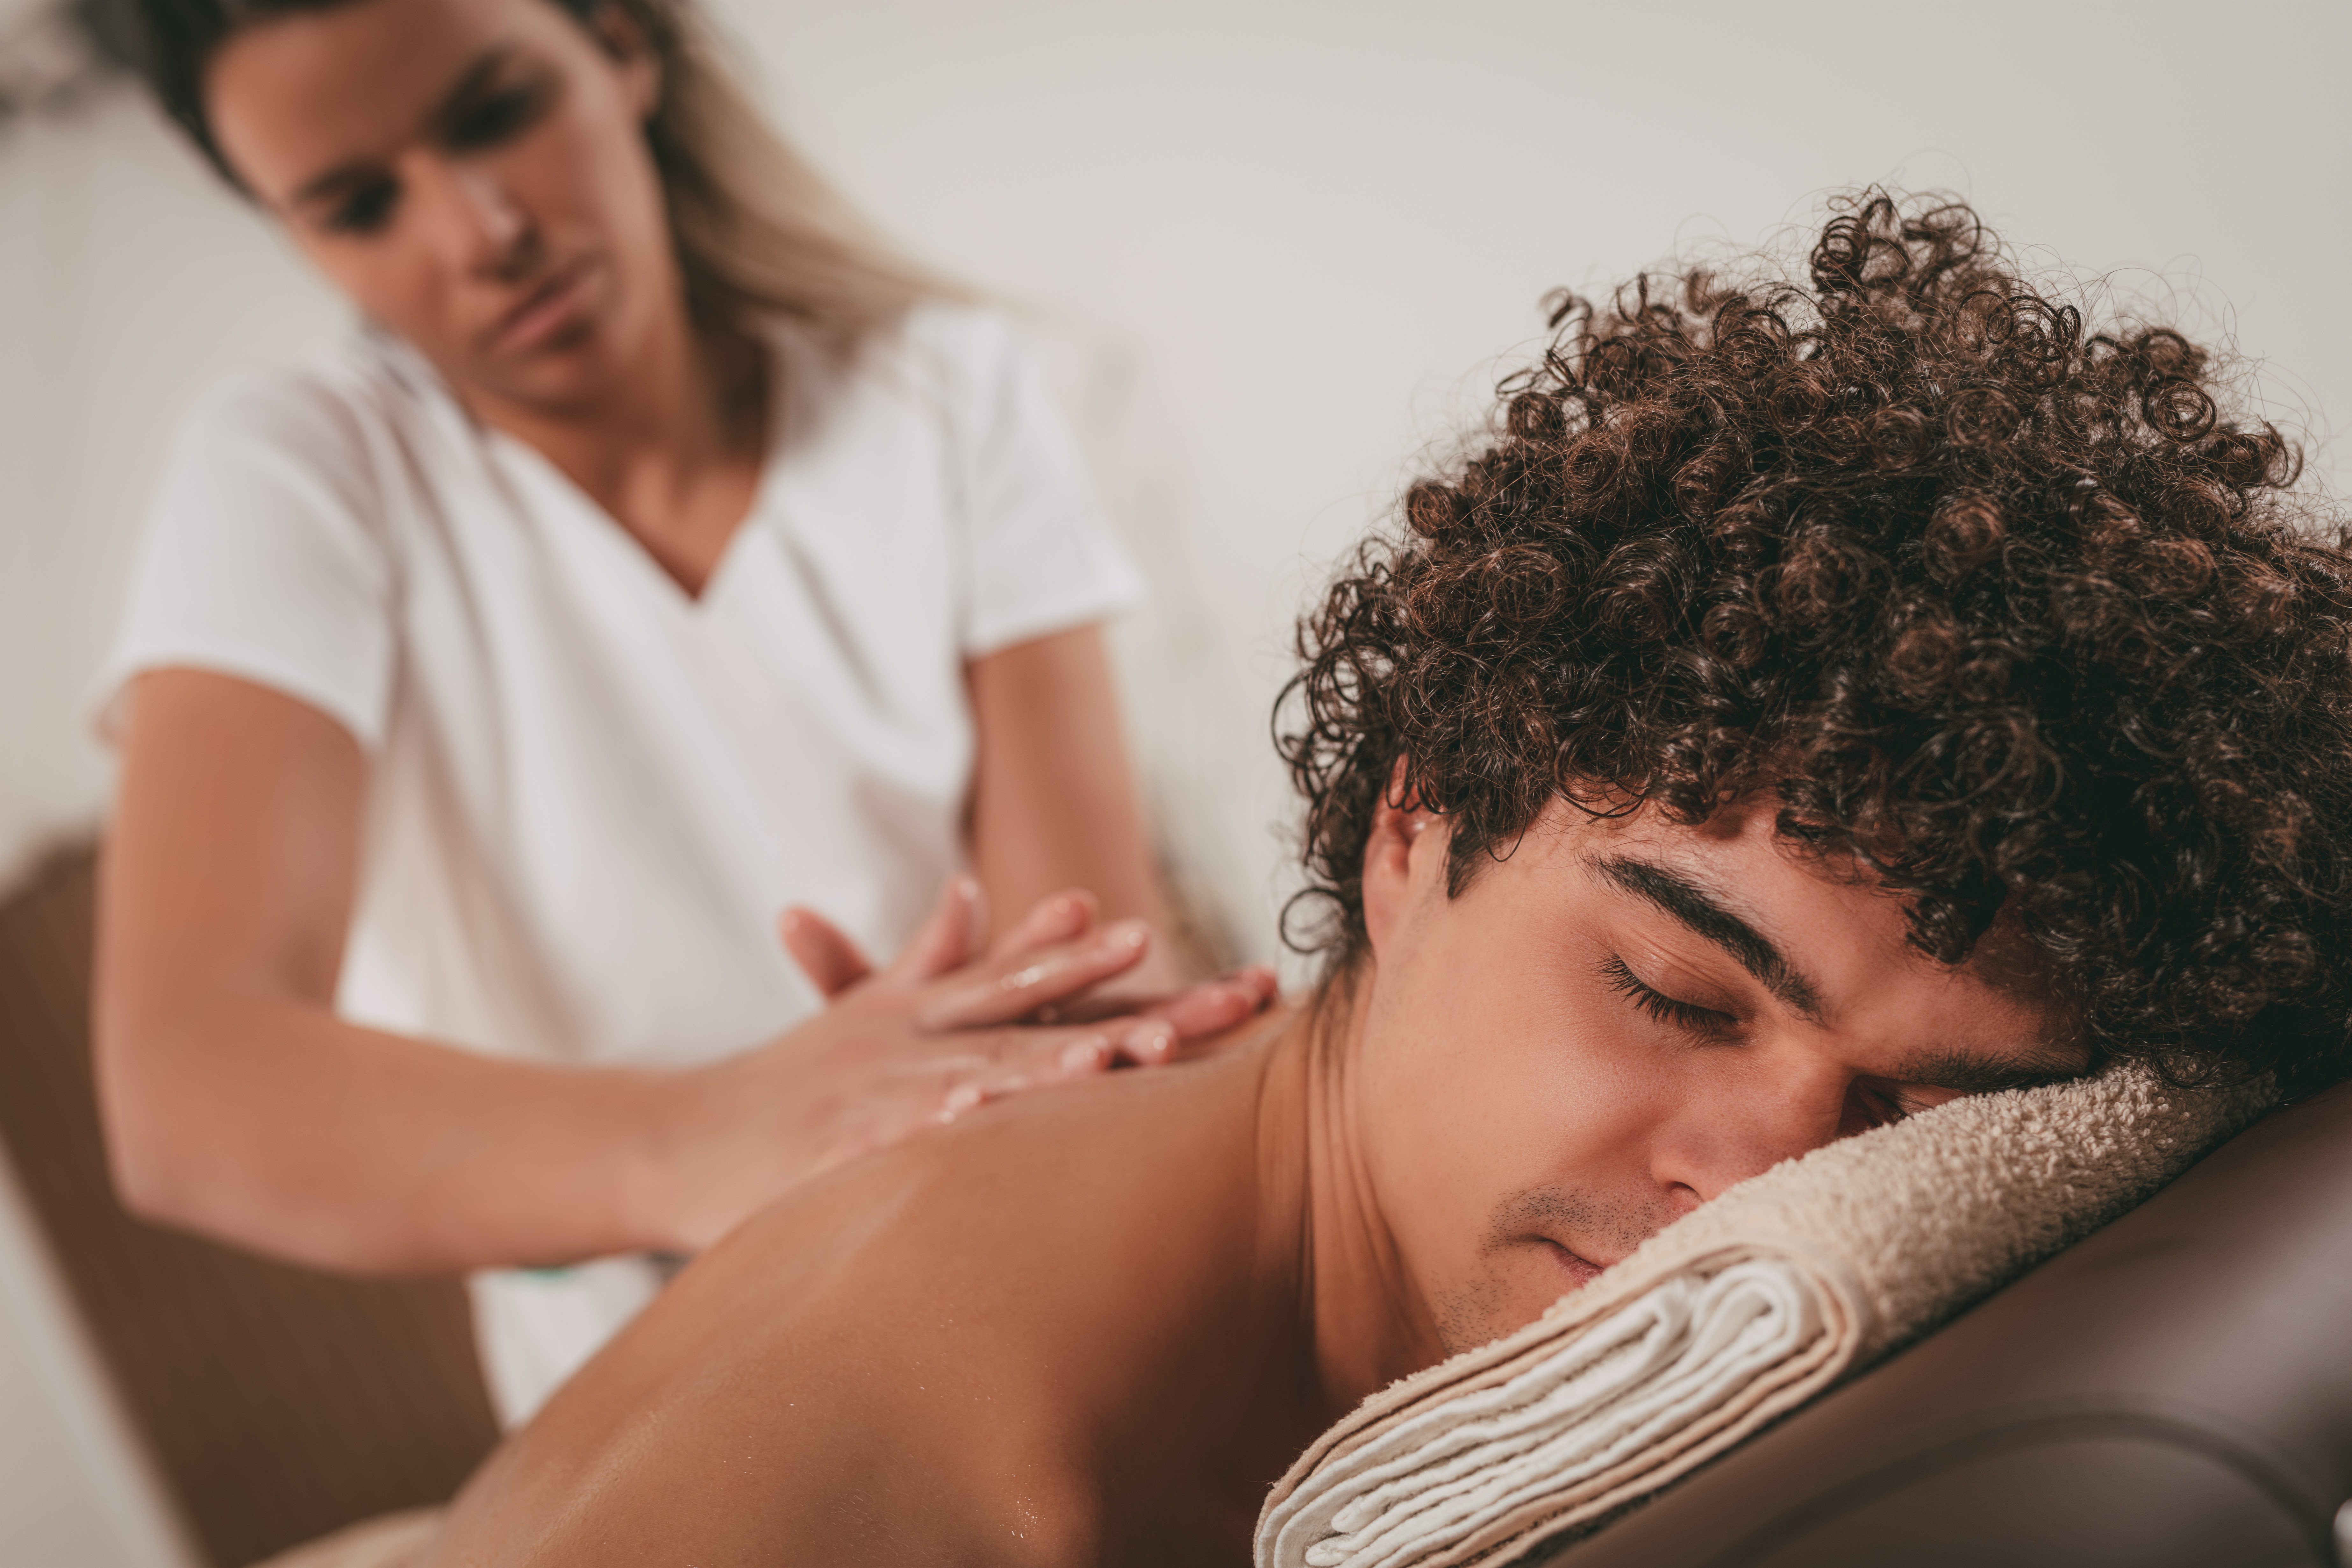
[411,158,533,279]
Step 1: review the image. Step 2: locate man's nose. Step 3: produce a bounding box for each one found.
[1645,1063,1851,1212]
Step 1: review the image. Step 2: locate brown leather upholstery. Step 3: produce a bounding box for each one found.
[1547,1079,2352,1568]
[0,844,498,1567]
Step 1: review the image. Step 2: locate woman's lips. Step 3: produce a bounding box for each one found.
[491,258,592,354]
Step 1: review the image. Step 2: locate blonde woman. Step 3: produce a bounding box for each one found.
[95,0,1269,1424]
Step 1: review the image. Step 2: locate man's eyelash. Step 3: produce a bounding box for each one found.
[1601,956,1735,1034]
[1850,1083,1903,1128]
[1849,1081,1933,1129]
[1881,1085,1944,1120]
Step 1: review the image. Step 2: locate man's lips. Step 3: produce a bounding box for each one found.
[489,257,592,353]
[1539,1238,1607,1290]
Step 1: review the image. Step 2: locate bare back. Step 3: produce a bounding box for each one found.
[426,1020,1325,1567]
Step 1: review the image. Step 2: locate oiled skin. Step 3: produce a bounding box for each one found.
[425,1018,1336,1568]
[422,795,2077,1565]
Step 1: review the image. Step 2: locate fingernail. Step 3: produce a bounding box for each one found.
[1060,1038,1112,1072]
[1123,1019,1177,1059]
[942,1082,986,1118]
[1098,920,1148,952]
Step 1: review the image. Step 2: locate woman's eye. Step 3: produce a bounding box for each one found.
[447,83,547,151]
[326,178,400,235]
[1601,956,1738,1036]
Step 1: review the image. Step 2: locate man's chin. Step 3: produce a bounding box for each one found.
[1432,1247,1603,1356]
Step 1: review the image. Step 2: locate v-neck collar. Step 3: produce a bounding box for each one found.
[379,326,797,613]
[485,428,776,612]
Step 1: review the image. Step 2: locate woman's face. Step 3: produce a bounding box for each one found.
[206,0,678,415]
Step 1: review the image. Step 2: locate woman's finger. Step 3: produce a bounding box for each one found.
[1106,1015,1180,1065]
[914,918,1151,1030]
[777,907,874,998]
[988,888,1096,959]
[927,1023,1134,1123]
[1147,965,1281,1039]
[882,876,985,985]
[861,1024,1114,1086]
[1011,964,1281,1033]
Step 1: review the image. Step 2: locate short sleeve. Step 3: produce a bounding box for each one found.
[932,311,1146,657]
[93,367,396,751]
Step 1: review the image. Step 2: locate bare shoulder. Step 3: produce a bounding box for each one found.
[427,1045,1270,1568]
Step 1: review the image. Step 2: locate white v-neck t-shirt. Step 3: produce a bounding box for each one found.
[99,306,1142,1423]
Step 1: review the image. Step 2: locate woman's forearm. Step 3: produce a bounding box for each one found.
[95,880,1264,1275]
[97,669,671,1274]
[96,987,671,1275]
[96,668,1256,1278]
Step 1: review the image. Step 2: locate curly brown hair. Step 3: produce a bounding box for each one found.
[1279,191,2352,1095]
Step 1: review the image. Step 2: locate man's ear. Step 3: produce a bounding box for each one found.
[585,1,662,120]
[1362,761,1445,958]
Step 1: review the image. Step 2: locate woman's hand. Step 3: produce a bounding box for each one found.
[637,880,1276,1252]
[99,670,1266,1275]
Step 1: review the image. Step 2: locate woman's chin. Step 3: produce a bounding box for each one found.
[465,330,638,417]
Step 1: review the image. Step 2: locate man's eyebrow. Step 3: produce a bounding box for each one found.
[1885,1044,2087,1096]
[290,50,513,210]
[1588,856,1826,1022]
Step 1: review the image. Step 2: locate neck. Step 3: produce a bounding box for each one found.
[1249,972,1448,1422]
[460,298,767,595]
[488,301,753,461]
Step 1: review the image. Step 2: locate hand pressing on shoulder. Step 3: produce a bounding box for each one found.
[630,879,1278,1252]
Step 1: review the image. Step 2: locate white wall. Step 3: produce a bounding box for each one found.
[0,87,346,886]
[716,0,2352,945]
[0,0,2346,1549]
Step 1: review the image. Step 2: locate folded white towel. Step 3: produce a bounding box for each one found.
[1257,1062,2273,1568]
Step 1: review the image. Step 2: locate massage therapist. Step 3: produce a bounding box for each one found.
[89,0,1267,1424]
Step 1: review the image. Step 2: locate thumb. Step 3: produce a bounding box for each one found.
[779,907,874,998]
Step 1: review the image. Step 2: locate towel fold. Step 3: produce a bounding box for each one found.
[1257,1062,2273,1568]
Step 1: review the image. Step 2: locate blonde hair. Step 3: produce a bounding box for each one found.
[618,0,955,349]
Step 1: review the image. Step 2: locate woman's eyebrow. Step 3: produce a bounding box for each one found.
[288,50,516,211]
[1586,855,1826,1022]
[425,49,524,141]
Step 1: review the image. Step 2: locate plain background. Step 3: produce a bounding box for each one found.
[1,0,2346,1558]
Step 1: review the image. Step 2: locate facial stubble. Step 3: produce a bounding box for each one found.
[1430,1185,1678,1355]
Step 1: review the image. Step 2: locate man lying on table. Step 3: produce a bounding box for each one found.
[424,196,2352,1567]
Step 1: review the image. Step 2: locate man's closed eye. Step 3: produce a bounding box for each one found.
[1601,955,1739,1038]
